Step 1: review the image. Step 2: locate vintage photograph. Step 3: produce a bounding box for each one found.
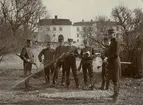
[0,0,143,105]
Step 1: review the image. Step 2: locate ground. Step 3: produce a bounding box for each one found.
[0,53,143,105]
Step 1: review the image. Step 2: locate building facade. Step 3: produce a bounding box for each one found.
[38,16,122,47]
[38,15,72,43]
[72,20,95,46]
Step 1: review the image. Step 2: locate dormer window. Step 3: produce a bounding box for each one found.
[77,27,80,31]
[53,27,56,31]
[47,27,50,31]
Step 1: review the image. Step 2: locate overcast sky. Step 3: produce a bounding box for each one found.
[42,0,143,22]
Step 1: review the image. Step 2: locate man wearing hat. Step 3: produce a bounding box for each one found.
[20,39,34,88]
[79,39,95,89]
[38,41,55,84]
[64,38,79,88]
[52,34,67,85]
[106,29,121,100]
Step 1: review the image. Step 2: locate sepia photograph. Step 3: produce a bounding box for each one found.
[0,0,143,105]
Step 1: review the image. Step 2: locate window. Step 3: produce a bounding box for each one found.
[83,27,86,31]
[77,34,79,38]
[77,27,80,31]
[53,27,56,31]
[53,34,56,37]
[59,27,62,31]
[77,39,79,42]
[47,27,50,31]
[34,35,36,38]
[116,26,119,31]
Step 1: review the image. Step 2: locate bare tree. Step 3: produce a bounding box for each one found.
[0,0,48,36]
[112,5,143,62]
[111,5,143,49]
[79,16,112,50]
[93,16,111,41]
[0,0,48,53]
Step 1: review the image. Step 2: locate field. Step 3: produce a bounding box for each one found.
[0,53,143,105]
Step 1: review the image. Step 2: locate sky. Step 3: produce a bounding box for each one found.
[42,0,143,22]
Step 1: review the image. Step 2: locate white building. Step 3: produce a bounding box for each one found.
[38,16,123,47]
[38,15,72,43]
[72,20,95,46]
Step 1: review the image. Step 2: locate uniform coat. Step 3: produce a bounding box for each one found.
[107,38,121,81]
[20,46,34,76]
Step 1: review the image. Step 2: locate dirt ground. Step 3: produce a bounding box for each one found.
[0,54,143,105]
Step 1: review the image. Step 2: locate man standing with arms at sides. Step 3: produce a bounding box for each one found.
[79,39,95,89]
[38,42,55,84]
[106,29,121,100]
[52,35,67,86]
[132,37,143,79]
[64,38,79,88]
[100,37,110,90]
[20,39,34,88]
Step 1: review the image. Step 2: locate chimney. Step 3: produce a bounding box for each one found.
[55,15,58,19]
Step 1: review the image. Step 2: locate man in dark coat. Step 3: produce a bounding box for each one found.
[38,42,55,84]
[64,38,79,88]
[20,39,34,88]
[52,35,67,85]
[106,29,121,99]
[79,39,95,89]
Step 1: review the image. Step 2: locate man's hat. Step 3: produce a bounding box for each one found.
[58,34,64,41]
[83,39,88,43]
[47,41,51,44]
[103,37,109,41]
[68,38,73,42]
[26,39,32,42]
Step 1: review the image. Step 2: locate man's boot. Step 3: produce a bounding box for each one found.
[111,84,119,100]
[105,79,109,90]
[100,81,105,90]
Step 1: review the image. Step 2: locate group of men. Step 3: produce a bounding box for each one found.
[37,35,95,89]
[20,29,121,99]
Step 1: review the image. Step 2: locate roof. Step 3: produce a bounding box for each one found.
[39,19,72,26]
[96,21,119,26]
[73,21,119,26]
[73,21,95,26]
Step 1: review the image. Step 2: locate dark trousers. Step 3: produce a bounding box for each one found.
[108,57,121,95]
[65,56,79,87]
[101,62,109,89]
[107,79,119,95]
[23,62,32,88]
[53,60,65,84]
[82,62,93,86]
[44,64,54,83]
[23,62,32,76]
